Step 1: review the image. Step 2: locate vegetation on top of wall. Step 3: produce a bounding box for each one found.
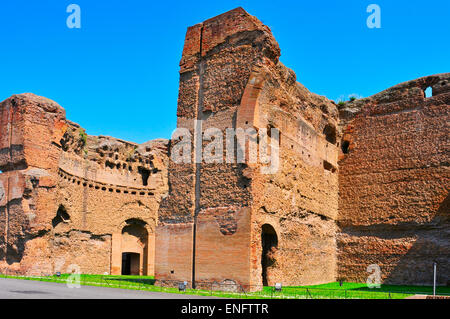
[78,129,87,146]
[126,146,138,162]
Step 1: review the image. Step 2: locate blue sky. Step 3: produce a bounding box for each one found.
[0,0,448,143]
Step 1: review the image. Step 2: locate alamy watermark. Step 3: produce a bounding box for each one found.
[366,264,381,288]
[366,4,381,29]
[66,4,81,29]
[170,120,280,174]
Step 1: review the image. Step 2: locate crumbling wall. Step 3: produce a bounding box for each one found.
[0,93,169,276]
[156,7,339,289]
[0,94,66,274]
[1,7,448,289]
[156,7,280,287]
[337,74,450,285]
[238,62,339,287]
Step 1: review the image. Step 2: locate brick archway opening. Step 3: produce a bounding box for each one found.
[261,224,278,286]
[120,220,149,276]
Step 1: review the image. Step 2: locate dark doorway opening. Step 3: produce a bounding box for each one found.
[261,224,278,286]
[138,167,151,186]
[121,252,140,275]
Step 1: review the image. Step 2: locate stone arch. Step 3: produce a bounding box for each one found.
[261,223,278,286]
[121,219,148,275]
[236,69,267,130]
[117,217,153,235]
[111,217,155,276]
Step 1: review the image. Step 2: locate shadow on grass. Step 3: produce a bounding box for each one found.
[103,277,156,286]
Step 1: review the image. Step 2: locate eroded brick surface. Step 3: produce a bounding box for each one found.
[0,7,448,288]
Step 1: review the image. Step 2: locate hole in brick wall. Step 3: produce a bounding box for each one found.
[323,160,336,173]
[424,86,432,98]
[52,205,70,228]
[105,161,115,169]
[202,110,212,119]
[342,140,350,154]
[138,167,151,186]
[323,124,336,144]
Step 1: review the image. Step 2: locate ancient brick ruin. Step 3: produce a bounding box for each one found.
[0,8,448,289]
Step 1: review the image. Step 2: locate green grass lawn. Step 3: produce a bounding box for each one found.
[294,281,450,295]
[1,274,448,299]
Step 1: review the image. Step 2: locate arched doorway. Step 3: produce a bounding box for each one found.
[261,224,278,286]
[120,220,149,276]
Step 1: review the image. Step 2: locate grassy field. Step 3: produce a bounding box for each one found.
[1,274,448,299]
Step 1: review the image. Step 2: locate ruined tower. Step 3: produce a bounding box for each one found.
[155,7,340,289]
[0,7,448,288]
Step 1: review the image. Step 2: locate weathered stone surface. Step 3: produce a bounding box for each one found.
[0,93,168,276]
[156,7,339,289]
[338,73,450,285]
[0,8,448,288]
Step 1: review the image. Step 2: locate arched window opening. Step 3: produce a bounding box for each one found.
[424,86,433,98]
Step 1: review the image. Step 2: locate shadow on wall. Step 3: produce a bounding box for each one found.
[4,198,32,265]
[261,224,278,286]
[385,193,450,286]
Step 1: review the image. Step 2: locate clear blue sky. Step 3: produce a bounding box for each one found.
[1,0,448,143]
